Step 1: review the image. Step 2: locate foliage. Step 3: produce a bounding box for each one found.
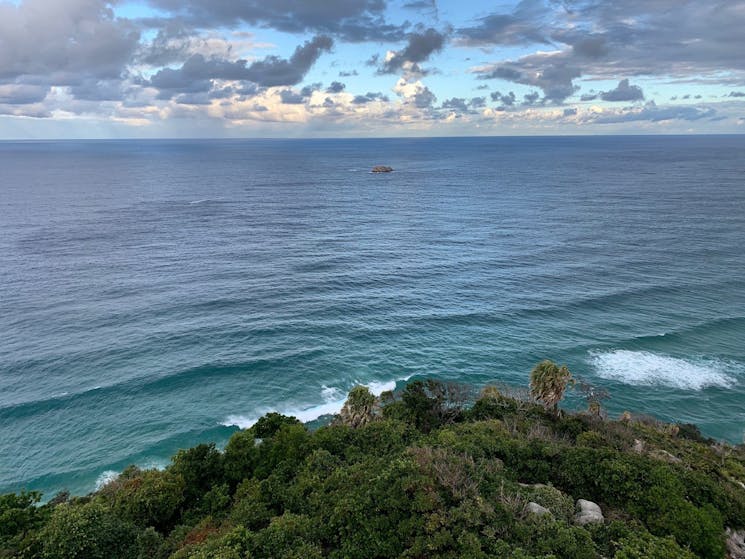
[38,501,137,559]
[337,385,378,428]
[6,366,745,559]
[530,360,574,415]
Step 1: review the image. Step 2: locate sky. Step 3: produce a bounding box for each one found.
[1,0,744,138]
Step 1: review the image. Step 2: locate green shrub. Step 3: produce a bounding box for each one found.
[39,501,137,559]
[107,469,185,531]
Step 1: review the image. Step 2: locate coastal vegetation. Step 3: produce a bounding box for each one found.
[2,362,745,559]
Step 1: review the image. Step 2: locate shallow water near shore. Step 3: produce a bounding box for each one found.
[1,135,744,497]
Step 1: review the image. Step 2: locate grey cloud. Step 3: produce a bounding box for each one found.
[408,85,437,108]
[441,97,468,111]
[301,83,322,97]
[478,54,581,103]
[457,0,551,46]
[148,36,333,98]
[0,0,139,86]
[326,81,346,93]
[523,91,541,105]
[490,91,516,106]
[563,107,577,116]
[339,70,359,77]
[352,91,389,104]
[68,79,130,102]
[379,28,447,74]
[145,0,407,42]
[0,84,49,105]
[279,89,306,104]
[245,36,333,87]
[469,1,745,104]
[600,79,644,102]
[470,96,486,108]
[729,91,745,97]
[591,101,716,124]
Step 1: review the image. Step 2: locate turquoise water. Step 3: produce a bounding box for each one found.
[1,136,744,497]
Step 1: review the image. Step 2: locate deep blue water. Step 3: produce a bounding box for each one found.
[1,136,744,497]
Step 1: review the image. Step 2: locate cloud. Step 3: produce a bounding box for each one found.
[589,101,716,124]
[379,28,447,74]
[599,79,644,102]
[326,81,346,93]
[148,36,333,98]
[278,89,306,104]
[145,0,407,42]
[475,49,582,103]
[457,0,551,46]
[0,83,50,104]
[468,1,745,104]
[490,91,516,106]
[441,97,468,112]
[351,91,389,104]
[729,91,745,98]
[0,0,139,84]
[394,77,437,109]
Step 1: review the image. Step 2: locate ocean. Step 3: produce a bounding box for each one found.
[1,135,744,498]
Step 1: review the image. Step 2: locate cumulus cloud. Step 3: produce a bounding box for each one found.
[378,28,447,74]
[0,0,139,84]
[468,0,745,104]
[457,0,551,46]
[352,91,389,104]
[144,0,406,42]
[490,91,516,106]
[476,52,581,103]
[326,81,346,93]
[600,79,644,102]
[148,36,333,98]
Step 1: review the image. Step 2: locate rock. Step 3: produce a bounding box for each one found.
[649,449,682,464]
[526,502,552,517]
[574,499,604,525]
[632,439,645,453]
[371,165,393,173]
[727,528,745,559]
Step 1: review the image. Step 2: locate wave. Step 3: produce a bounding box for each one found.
[94,470,120,491]
[588,349,739,390]
[0,350,326,419]
[221,375,412,430]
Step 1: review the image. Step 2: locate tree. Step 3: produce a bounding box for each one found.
[338,386,378,428]
[529,360,574,416]
[39,501,137,559]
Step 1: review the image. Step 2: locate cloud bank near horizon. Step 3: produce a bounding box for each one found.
[0,0,744,137]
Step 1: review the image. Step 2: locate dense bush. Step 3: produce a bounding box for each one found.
[3,374,745,559]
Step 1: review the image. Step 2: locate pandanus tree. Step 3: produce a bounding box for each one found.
[339,386,378,428]
[529,360,574,416]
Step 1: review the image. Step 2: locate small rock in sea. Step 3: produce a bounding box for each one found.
[372,165,394,173]
[526,502,552,517]
[574,499,604,525]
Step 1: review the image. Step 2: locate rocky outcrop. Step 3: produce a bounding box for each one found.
[525,502,552,517]
[371,165,394,173]
[574,499,604,525]
[727,528,745,559]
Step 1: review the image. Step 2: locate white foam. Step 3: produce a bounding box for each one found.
[221,375,412,430]
[95,470,119,490]
[589,350,737,390]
